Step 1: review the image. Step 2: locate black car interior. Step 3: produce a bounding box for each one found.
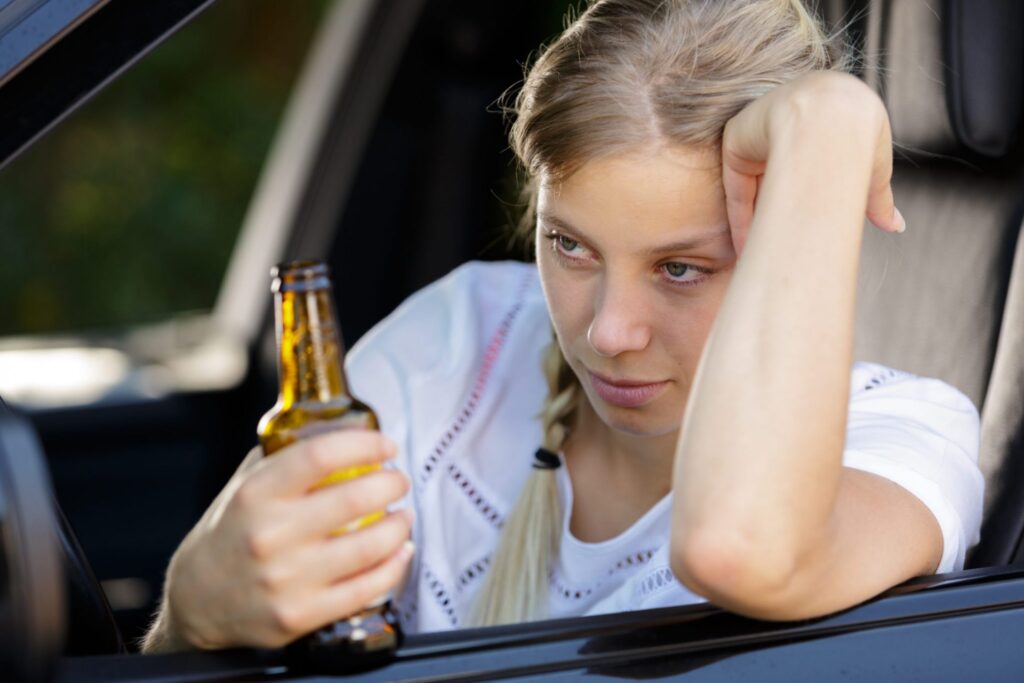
[1,0,1022,663]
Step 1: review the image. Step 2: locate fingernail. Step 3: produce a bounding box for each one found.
[400,507,416,526]
[381,436,398,457]
[401,540,416,559]
[893,207,906,233]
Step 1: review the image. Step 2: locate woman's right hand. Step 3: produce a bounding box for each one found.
[151,430,414,651]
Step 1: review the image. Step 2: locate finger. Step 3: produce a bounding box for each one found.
[247,430,398,499]
[259,470,410,551]
[865,185,903,234]
[722,164,758,254]
[864,115,901,232]
[264,509,414,592]
[194,446,268,529]
[721,101,772,176]
[866,190,904,234]
[282,539,416,637]
[237,445,266,474]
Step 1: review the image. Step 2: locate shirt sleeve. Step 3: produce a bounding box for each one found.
[842,364,984,574]
[341,264,466,510]
[341,260,539,510]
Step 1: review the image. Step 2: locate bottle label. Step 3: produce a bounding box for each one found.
[293,417,385,532]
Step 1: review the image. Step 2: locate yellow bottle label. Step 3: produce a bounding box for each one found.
[315,464,385,533]
[261,416,386,534]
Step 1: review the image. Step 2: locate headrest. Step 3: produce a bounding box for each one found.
[865,0,1024,159]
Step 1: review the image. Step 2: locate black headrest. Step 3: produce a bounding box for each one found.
[943,0,1024,157]
[868,0,1024,159]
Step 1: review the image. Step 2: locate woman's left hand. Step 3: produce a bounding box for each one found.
[720,71,904,255]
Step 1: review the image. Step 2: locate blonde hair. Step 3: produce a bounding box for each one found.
[471,0,851,626]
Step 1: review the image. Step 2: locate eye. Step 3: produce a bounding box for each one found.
[664,262,689,278]
[660,261,710,286]
[556,235,584,255]
[546,232,592,261]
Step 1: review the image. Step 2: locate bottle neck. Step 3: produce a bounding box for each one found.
[274,287,349,407]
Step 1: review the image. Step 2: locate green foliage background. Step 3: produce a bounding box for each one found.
[0,0,331,336]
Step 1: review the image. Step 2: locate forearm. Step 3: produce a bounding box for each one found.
[671,110,878,598]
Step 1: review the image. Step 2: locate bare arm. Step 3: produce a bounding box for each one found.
[669,72,941,619]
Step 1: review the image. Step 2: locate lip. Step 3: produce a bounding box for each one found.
[586,370,670,408]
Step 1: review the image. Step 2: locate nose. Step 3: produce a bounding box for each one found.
[587,277,652,357]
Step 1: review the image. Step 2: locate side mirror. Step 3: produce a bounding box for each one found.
[0,414,66,682]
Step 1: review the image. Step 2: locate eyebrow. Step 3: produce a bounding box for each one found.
[538,212,730,255]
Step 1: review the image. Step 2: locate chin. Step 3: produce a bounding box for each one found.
[591,400,681,438]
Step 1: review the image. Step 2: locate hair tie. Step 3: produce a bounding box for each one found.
[533,447,562,470]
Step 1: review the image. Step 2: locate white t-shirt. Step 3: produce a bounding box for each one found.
[346,260,984,634]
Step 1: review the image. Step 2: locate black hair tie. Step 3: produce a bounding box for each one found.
[533,447,562,470]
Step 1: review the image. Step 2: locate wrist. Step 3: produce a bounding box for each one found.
[768,72,884,155]
[140,602,195,654]
[143,549,213,653]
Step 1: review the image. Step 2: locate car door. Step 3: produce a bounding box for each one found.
[4,1,1024,682]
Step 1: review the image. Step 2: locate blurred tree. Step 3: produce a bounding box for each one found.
[0,0,332,335]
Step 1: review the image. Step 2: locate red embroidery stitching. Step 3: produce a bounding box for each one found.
[420,272,532,483]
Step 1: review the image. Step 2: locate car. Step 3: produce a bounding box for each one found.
[1,0,1023,681]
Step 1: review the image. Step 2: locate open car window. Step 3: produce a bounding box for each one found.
[0,0,329,409]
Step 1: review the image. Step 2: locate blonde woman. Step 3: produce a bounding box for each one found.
[143,0,983,651]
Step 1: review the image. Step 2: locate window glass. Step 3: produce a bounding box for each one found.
[0,0,331,336]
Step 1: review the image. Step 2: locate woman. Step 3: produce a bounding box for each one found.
[142,0,983,651]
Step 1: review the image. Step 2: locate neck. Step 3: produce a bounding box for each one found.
[275,289,349,406]
[563,399,676,543]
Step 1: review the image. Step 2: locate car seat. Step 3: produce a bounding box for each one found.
[823,0,1024,567]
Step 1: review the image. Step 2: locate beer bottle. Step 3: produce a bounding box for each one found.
[257,260,401,670]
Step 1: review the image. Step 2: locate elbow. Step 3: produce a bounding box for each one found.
[670,525,804,619]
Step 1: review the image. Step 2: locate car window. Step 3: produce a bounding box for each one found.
[0,0,107,84]
[0,0,330,407]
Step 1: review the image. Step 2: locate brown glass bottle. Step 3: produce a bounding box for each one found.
[258,260,401,671]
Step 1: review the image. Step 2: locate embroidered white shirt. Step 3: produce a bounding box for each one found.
[346,260,984,634]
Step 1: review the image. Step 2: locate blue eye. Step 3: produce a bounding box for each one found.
[557,235,581,253]
[543,231,592,264]
[664,262,689,278]
[660,261,710,287]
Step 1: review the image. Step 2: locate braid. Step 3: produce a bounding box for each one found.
[469,336,581,625]
[541,335,582,450]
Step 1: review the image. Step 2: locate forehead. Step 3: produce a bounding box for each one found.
[537,146,727,243]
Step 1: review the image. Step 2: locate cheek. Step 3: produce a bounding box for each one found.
[654,279,732,371]
[536,249,592,339]
[658,307,713,370]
